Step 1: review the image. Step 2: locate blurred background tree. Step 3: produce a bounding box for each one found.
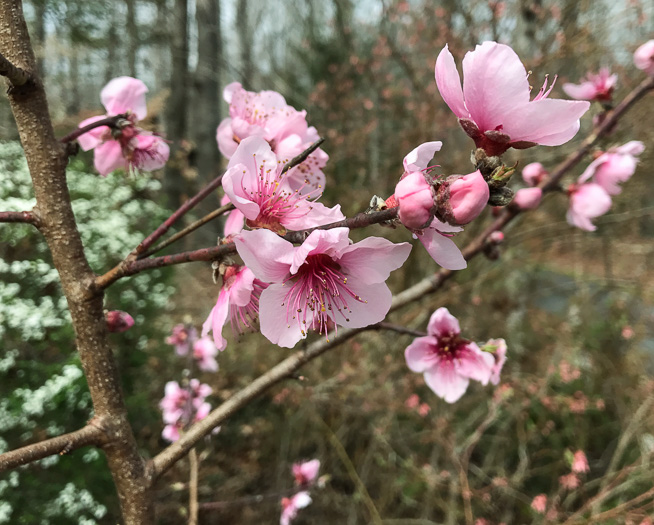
[1,0,654,523]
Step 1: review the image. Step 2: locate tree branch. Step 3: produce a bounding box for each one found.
[0,50,32,87]
[0,422,108,472]
[0,210,39,226]
[59,114,128,143]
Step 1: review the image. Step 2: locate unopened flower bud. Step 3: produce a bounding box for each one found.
[522,162,548,186]
[394,172,435,229]
[513,187,542,210]
[435,170,489,226]
[106,310,135,333]
[634,40,654,76]
[489,231,504,244]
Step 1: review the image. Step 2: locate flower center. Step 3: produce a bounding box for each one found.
[282,253,365,339]
[433,333,468,361]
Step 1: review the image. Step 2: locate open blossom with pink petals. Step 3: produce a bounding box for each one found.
[522,162,548,187]
[566,183,612,231]
[160,380,212,442]
[78,76,169,176]
[634,40,654,76]
[513,187,542,210]
[217,82,328,192]
[563,68,617,102]
[280,492,312,525]
[405,308,495,403]
[435,42,590,155]
[202,266,268,351]
[578,141,644,195]
[235,227,411,348]
[192,336,219,372]
[222,136,344,234]
[166,324,198,356]
[293,459,321,486]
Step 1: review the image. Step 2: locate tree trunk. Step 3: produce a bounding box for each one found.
[125,0,138,77]
[236,0,253,87]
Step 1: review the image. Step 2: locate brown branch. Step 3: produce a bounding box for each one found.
[0,422,108,472]
[140,203,235,258]
[59,114,128,143]
[188,448,199,525]
[0,210,39,226]
[0,50,32,87]
[375,321,427,338]
[148,75,653,481]
[281,138,325,174]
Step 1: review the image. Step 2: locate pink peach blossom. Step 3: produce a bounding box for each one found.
[280,492,312,525]
[405,308,495,403]
[513,187,542,210]
[220,194,245,237]
[202,266,268,351]
[634,40,654,76]
[105,310,135,333]
[222,137,344,233]
[559,473,580,490]
[572,450,590,473]
[435,42,590,155]
[531,494,547,514]
[578,141,644,195]
[566,183,612,231]
[218,82,327,192]
[78,76,169,176]
[292,459,320,486]
[563,68,617,102]
[235,227,411,348]
[192,336,219,372]
[160,379,212,442]
[166,324,198,356]
[522,162,548,186]
[395,172,434,229]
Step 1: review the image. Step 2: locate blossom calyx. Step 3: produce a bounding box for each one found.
[434,170,489,226]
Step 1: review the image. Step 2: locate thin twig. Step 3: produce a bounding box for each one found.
[188,448,199,525]
[0,210,39,226]
[0,422,108,472]
[0,51,32,87]
[375,322,427,338]
[280,138,325,174]
[140,203,235,258]
[59,114,128,143]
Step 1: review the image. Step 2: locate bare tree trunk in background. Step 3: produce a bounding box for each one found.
[126,0,138,77]
[67,42,80,115]
[164,0,189,206]
[236,0,253,87]
[33,0,46,78]
[105,3,119,83]
[153,0,170,93]
[192,0,221,181]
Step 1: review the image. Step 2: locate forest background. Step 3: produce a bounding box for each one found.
[2,0,654,523]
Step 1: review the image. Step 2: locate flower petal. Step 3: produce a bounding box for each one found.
[216,118,238,158]
[94,140,126,176]
[405,335,439,372]
[418,227,467,270]
[456,343,494,384]
[403,141,443,172]
[258,284,306,348]
[424,361,470,403]
[335,281,393,329]
[234,229,294,282]
[338,237,412,284]
[435,45,468,119]
[101,76,148,119]
[77,115,108,151]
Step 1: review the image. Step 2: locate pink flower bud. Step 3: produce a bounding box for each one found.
[634,40,654,76]
[436,170,489,226]
[572,450,590,473]
[513,187,542,210]
[521,162,547,186]
[394,171,435,229]
[105,310,135,333]
[489,231,504,244]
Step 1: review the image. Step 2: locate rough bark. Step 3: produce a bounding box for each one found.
[0,2,153,522]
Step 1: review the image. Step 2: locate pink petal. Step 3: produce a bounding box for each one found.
[338,236,412,284]
[403,141,443,172]
[258,284,306,348]
[615,141,645,156]
[290,228,351,275]
[216,118,238,158]
[133,134,170,171]
[228,267,256,307]
[461,42,530,132]
[502,98,590,145]
[405,335,440,372]
[282,201,345,231]
[435,45,468,119]
[562,81,599,100]
[427,307,460,338]
[101,76,148,119]
[335,281,393,329]
[424,361,470,403]
[513,187,543,210]
[222,163,262,220]
[234,229,294,283]
[456,343,494,384]
[94,140,126,176]
[77,115,108,151]
[418,226,467,270]
[202,293,229,351]
[223,81,242,104]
